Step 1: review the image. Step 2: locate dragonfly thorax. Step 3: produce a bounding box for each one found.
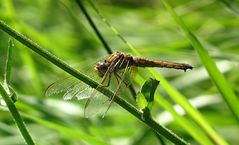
[95,52,134,78]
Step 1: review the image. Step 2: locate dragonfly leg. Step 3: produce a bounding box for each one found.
[106,74,111,87]
[114,72,129,86]
[114,73,121,84]
[102,74,111,87]
[102,59,131,118]
[99,54,124,87]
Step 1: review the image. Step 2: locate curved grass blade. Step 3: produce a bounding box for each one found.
[0,84,35,145]
[140,78,159,110]
[161,0,235,144]
[4,39,13,84]
[162,0,239,124]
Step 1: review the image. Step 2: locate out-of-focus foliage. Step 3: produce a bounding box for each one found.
[0,0,238,144]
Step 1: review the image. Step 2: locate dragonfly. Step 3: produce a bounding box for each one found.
[46,51,192,117]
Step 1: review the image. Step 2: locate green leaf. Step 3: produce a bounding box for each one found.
[137,92,148,110]
[137,78,159,112]
[141,78,159,110]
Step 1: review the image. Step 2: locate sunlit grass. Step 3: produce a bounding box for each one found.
[0,0,238,144]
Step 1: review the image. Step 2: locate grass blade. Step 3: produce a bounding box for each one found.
[161,0,238,144]
[218,0,239,15]
[21,113,110,145]
[4,39,13,84]
[0,84,35,145]
[161,0,239,122]
[75,0,113,54]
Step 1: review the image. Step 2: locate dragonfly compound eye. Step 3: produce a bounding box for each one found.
[95,62,108,77]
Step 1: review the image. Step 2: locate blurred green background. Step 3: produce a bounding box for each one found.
[0,0,239,145]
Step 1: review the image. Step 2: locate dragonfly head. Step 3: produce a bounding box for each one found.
[95,62,108,77]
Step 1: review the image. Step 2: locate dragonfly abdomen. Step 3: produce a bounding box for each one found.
[133,57,193,71]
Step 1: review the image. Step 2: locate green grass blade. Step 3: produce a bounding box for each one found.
[86,0,139,55]
[4,39,13,84]
[21,113,110,145]
[217,0,239,15]
[155,95,215,145]
[161,0,239,123]
[0,84,35,145]
[75,0,113,54]
[149,70,228,145]
[161,0,238,144]
[3,0,44,96]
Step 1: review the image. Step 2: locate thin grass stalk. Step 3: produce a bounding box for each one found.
[4,39,13,84]
[75,0,113,54]
[0,43,35,144]
[0,85,35,145]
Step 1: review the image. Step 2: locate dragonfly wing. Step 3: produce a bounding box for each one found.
[84,88,110,118]
[63,82,89,100]
[46,76,90,100]
[45,77,78,97]
[75,86,93,100]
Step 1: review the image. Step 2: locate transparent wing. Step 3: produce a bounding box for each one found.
[84,71,113,118]
[45,77,92,100]
[84,86,111,118]
[45,77,79,97]
[63,81,91,100]
[45,60,103,100]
